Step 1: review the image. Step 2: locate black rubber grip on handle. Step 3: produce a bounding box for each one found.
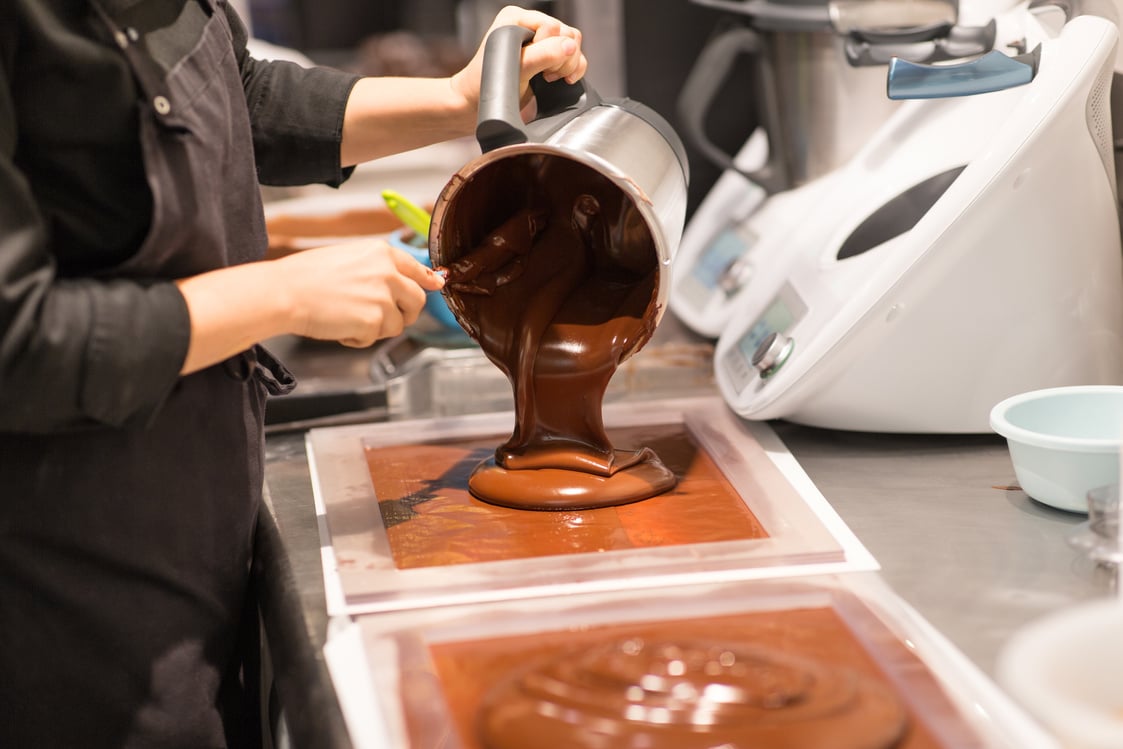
[475,25,588,152]
[476,25,535,152]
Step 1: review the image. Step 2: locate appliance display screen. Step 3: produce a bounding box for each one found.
[691,227,752,291]
[721,285,807,394]
[678,225,759,314]
[738,297,796,361]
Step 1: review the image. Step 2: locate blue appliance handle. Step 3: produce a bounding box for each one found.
[887,46,1041,99]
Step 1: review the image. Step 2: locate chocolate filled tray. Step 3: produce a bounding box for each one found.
[325,575,1052,748]
[307,397,876,615]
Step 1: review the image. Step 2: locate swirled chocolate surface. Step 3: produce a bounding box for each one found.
[477,638,908,749]
[425,604,978,749]
[433,153,675,509]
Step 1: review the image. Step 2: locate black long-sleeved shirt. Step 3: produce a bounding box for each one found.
[0,0,360,433]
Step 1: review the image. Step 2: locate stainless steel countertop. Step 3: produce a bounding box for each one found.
[768,422,1115,673]
[258,334,1116,748]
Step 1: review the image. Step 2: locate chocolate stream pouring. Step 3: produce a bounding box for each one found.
[429,25,690,510]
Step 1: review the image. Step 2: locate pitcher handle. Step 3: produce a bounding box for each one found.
[477,25,589,153]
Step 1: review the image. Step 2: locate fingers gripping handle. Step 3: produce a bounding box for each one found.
[476,25,587,153]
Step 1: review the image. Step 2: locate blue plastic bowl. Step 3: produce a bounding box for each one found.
[386,230,462,332]
[990,386,1123,513]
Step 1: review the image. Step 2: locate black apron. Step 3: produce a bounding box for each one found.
[0,1,294,746]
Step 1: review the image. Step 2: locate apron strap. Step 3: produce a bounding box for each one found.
[251,345,298,397]
[88,0,193,131]
[222,346,298,397]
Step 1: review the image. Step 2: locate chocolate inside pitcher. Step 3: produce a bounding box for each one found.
[433,152,677,510]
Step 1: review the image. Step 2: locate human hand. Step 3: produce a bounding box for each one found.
[450,5,587,112]
[275,239,445,347]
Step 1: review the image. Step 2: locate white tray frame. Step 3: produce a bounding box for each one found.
[307,396,877,616]
[323,573,1059,749]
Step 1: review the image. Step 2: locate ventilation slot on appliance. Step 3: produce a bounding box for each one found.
[1085,60,1114,194]
[836,166,966,260]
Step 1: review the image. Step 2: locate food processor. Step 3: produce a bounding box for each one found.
[671,0,1123,432]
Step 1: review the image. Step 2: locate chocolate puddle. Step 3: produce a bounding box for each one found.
[437,154,676,510]
[422,600,983,749]
[365,424,769,569]
[477,637,908,749]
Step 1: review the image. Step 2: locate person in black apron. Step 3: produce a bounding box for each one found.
[0,2,585,747]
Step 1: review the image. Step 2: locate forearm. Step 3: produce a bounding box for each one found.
[337,6,587,168]
[175,262,294,375]
[174,241,442,375]
[340,76,475,166]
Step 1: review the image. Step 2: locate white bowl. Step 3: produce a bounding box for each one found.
[990,386,1123,513]
[997,598,1123,749]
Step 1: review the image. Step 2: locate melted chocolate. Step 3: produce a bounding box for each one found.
[477,638,908,749]
[435,154,675,509]
[423,600,982,749]
[365,425,769,569]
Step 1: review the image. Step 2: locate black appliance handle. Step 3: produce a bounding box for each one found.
[676,25,788,194]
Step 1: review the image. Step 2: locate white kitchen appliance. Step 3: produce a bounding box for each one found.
[707,8,1123,432]
[671,0,994,337]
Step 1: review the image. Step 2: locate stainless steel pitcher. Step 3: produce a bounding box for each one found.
[429,24,689,350]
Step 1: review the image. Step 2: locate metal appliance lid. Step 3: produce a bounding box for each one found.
[689,0,960,37]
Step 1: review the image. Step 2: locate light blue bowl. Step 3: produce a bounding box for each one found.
[386,230,462,332]
[990,386,1123,513]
